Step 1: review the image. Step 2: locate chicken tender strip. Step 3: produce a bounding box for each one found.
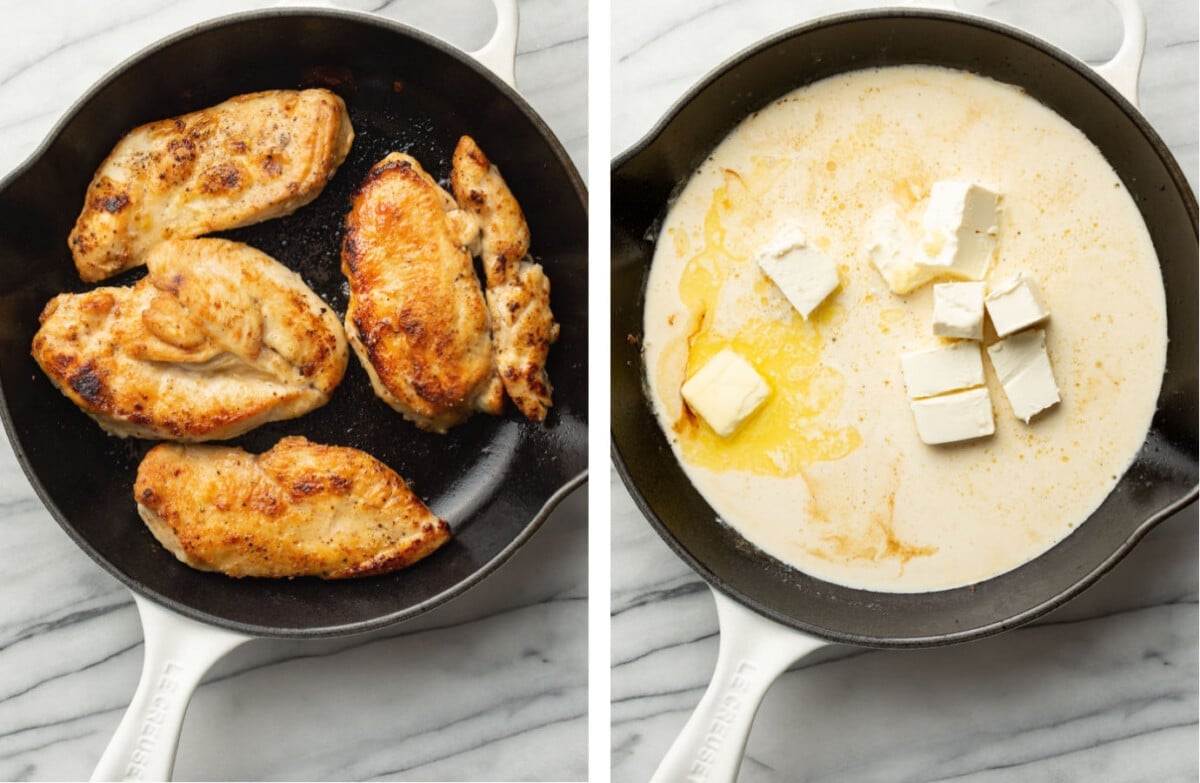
[450,136,559,422]
[342,152,504,433]
[69,88,354,282]
[135,437,450,579]
[32,238,347,440]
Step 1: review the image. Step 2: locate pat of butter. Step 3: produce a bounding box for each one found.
[986,329,1060,422]
[756,227,840,319]
[985,274,1050,337]
[933,281,986,340]
[681,348,770,437]
[900,341,985,399]
[915,181,1000,281]
[910,387,995,445]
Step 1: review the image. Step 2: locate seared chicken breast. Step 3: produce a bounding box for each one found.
[451,136,558,422]
[32,238,347,440]
[69,89,354,282]
[342,152,503,433]
[135,437,450,579]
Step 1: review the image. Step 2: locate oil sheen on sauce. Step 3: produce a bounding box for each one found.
[642,66,1167,593]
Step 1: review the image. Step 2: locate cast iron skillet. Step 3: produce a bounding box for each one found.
[612,4,1195,780]
[0,5,585,779]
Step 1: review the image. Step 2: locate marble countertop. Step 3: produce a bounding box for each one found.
[0,1,586,781]
[611,1,1198,781]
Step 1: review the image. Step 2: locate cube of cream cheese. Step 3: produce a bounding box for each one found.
[900,341,985,399]
[756,226,840,319]
[933,281,986,340]
[681,348,770,437]
[867,203,937,295]
[985,274,1050,337]
[910,387,995,445]
[915,181,1000,281]
[986,329,1060,422]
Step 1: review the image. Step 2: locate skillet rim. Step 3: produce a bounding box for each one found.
[610,6,1198,648]
[0,6,589,639]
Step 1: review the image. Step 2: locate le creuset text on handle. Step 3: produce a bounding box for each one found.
[649,589,827,783]
[90,596,250,782]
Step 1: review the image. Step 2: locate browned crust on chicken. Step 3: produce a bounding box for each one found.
[484,263,558,419]
[32,238,348,440]
[69,89,355,282]
[342,152,503,433]
[135,437,450,579]
[450,136,558,422]
[450,137,531,281]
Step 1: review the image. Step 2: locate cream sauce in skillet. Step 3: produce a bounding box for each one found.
[643,65,1167,592]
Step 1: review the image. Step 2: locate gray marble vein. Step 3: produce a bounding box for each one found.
[611,1,1198,781]
[0,1,587,780]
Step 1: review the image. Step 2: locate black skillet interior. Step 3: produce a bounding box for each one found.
[612,10,1198,647]
[0,11,587,637]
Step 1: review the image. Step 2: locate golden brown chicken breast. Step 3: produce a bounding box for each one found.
[451,136,558,422]
[32,238,347,440]
[69,88,354,282]
[342,152,503,433]
[135,437,450,579]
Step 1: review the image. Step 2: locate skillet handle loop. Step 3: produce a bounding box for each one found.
[268,0,519,89]
[467,0,520,88]
[1093,0,1146,108]
[90,595,251,782]
[901,0,1144,108]
[650,588,828,783]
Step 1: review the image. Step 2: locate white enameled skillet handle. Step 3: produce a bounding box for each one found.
[467,0,520,89]
[90,594,251,782]
[1092,0,1146,107]
[650,588,829,783]
[271,0,520,89]
[901,0,1146,107]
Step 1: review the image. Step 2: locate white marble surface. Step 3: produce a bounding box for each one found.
[0,1,586,781]
[612,1,1198,781]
